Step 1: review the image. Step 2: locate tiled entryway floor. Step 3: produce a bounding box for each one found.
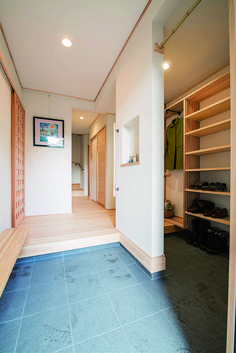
[0,231,228,353]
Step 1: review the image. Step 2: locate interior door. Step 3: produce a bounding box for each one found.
[96,127,106,207]
[11,91,25,227]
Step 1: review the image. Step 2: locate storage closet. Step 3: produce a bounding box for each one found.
[164,71,230,233]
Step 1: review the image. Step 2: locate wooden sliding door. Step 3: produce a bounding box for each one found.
[97,127,106,207]
[11,91,25,227]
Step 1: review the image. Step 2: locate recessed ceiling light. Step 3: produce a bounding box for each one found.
[163,62,170,70]
[80,116,84,120]
[61,38,72,48]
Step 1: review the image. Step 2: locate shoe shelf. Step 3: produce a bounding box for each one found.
[164,216,184,228]
[186,145,231,156]
[185,97,230,121]
[185,211,230,226]
[185,188,230,196]
[186,167,230,172]
[185,119,231,137]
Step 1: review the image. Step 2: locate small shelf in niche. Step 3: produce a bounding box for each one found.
[120,162,140,167]
[122,115,139,165]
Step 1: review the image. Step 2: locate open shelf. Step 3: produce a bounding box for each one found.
[185,211,230,226]
[164,216,184,228]
[186,167,231,172]
[185,72,230,102]
[120,162,140,167]
[186,145,230,156]
[186,119,231,137]
[185,188,230,196]
[185,97,230,121]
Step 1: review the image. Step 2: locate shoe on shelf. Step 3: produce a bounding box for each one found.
[189,181,208,190]
[203,207,220,217]
[201,182,227,191]
[211,208,228,218]
[187,199,201,213]
[187,199,215,214]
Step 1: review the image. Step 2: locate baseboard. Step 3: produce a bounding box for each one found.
[119,232,166,274]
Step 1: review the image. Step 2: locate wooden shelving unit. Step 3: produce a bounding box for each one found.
[184,71,231,230]
[185,211,230,226]
[185,119,230,137]
[186,145,230,156]
[164,216,184,228]
[185,188,230,196]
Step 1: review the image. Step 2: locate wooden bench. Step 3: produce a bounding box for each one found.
[0,227,29,297]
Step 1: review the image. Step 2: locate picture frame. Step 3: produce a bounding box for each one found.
[33,116,64,148]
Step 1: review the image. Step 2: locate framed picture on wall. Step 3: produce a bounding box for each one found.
[33,116,64,148]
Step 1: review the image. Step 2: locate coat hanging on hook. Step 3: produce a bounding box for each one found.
[164,116,183,170]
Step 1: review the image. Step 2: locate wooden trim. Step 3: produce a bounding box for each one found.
[120,232,166,274]
[120,162,140,167]
[23,87,94,102]
[94,0,152,101]
[0,23,23,89]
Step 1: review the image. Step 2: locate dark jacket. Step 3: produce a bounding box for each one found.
[164,117,183,170]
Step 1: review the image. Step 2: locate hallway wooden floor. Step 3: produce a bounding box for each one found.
[20,192,119,258]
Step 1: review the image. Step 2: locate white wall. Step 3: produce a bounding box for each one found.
[72,134,82,184]
[23,91,94,216]
[90,113,116,209]
[95,1,165,257]
[82,134,89,196]
[0,70,11,232]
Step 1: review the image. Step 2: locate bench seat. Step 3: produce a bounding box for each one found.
[0,227,29,297]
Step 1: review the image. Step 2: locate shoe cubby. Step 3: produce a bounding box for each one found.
[184,71,231,230]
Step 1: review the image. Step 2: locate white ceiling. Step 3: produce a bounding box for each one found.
[72,109,98,135]
[0,0,149,100]
[0,0,230,133]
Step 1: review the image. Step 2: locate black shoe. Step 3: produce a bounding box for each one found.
[206,229,228,254]
[187,218,200,245]
[196,219,211,247]
[201,227,217,251]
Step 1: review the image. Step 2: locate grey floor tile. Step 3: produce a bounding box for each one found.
[0,319,21,353]
[202,336,226,353]
[100,266,138,293]
[55,347,74,353]
[74,328,132,353]
[4,265,32,293]
[64,253,96,278]
[24,280,67,315]
[141,276,192,311]
[91,250,125,271]
[109,284,158,325]
[0,289,27,323]
[70,295,120,344]
[30,258,65,286]
[16,306,72,353]
[124,309,191,353]
[112,247,135,265]
[66,273,105,303]
[126,263,150,283]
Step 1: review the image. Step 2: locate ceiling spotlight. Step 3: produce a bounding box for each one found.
[163,62,170,70]
[80,116,84,120]
[61,38,72,48]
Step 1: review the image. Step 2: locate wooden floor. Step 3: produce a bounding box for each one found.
[20,192,119,258]
[19,191,182,258]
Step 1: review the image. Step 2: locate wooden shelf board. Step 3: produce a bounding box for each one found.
[185,97,230,121]
[185,72,230,102]
[120,161,140,167]
[164,173,171,177]
[185,188,230,196]
[185,211,230,226]
[186,145,231,156]
[164,216,184,228]
[186,119,231,137]
[186,167,231,172]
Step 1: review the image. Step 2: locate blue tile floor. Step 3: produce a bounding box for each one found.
[0,232,228,353]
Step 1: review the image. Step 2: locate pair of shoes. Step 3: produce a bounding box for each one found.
[189,181,208,190]
[201,182,227,191]
[186,218,210,247]
[204,207,228,218]
[187,199,215,214]
[200,227,229,254]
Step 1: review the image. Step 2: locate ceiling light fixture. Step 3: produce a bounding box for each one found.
[163,62,170,70]
[80,116,84,120]
[61,38,72,48]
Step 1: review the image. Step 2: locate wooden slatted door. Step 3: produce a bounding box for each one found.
[11,91,25,227]
[96,127,106,207]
